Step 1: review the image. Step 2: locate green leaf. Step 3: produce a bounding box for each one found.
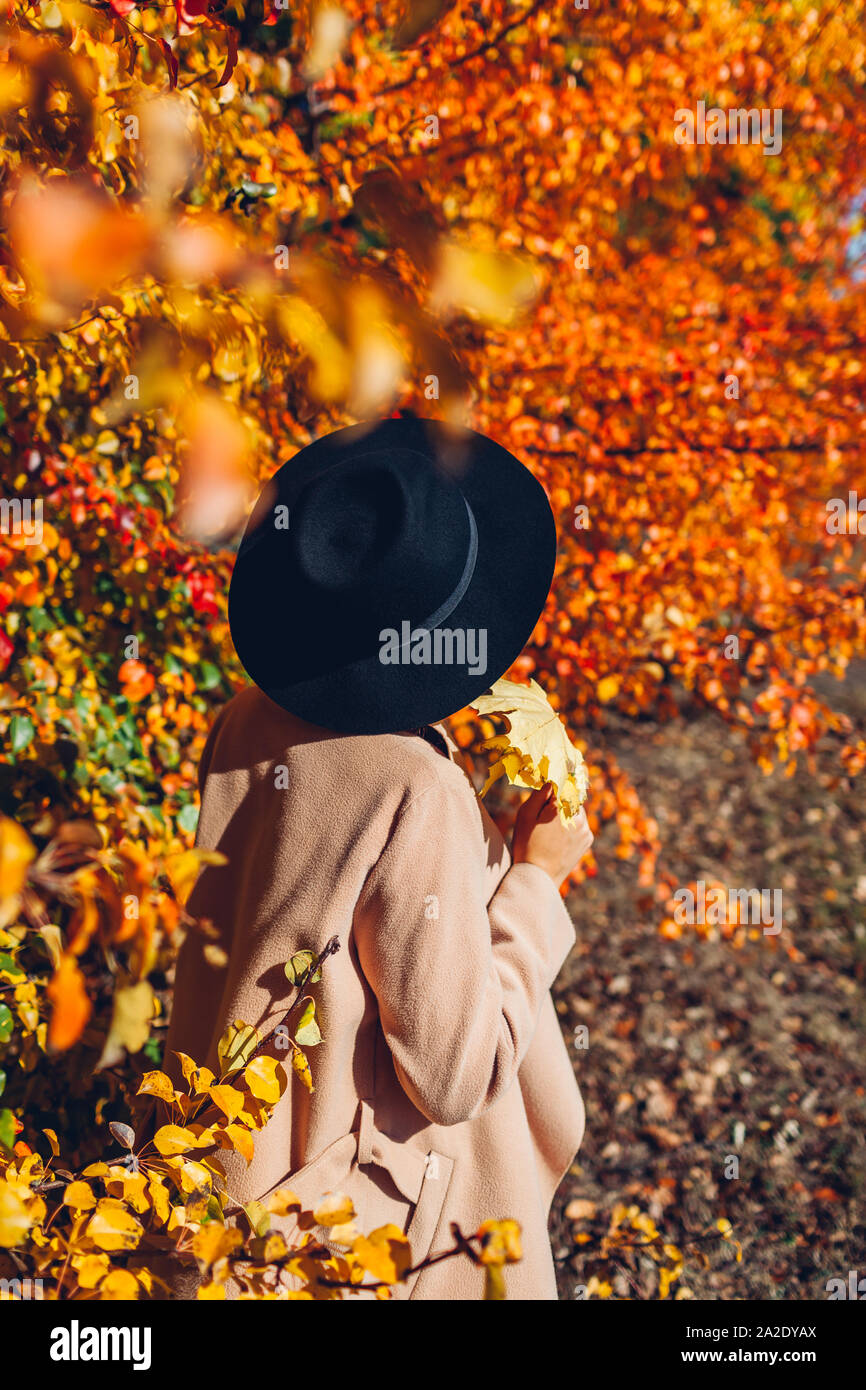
[9,715,35,755]
[177,804,199,835]
[25,607,52,635]
[284,949,321,985]
[294,999,322,1047]
[0,1108,15,1150]
[0,953,23,979]
[0,1070,6,1099]
[0,1003,13,1044]
[198,662,222,691]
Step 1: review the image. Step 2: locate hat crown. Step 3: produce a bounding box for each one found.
[288,447,472,636]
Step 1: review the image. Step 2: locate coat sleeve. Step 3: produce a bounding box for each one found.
[353,779,576,1127]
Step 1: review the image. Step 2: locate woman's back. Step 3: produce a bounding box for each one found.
[165,683,585,1298]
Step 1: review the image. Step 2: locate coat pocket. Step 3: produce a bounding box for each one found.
[260,1100,455,1300]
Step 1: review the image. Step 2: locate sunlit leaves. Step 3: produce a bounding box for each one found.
[351,1223,410,1284]
[217,1020,261,1079]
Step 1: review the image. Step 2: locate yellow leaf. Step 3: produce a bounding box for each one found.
[294,998,321,1046]
[176,1158,212,1194]
[137,1070,176,1103]
[431,241,541,326]
[477,1218,522,1265]
[257,1231,289,1261]
[314,1193,355,1227]
[244,1055,286,1105]
[153,1124,201,1157]
[596,675,621,704]
[291,1048,314,1092]
[192,1223,243,1269]
[473,678,589,820]
[73,1253,110,1288]
[217,1020,261,1078]
[276,297,350,403]
[86,1200,143,1252]
[99,1269,140,1299]
[0,1184,34,1247]
[0,817,35,924]
[174,1051,199,1085]
[148,1178,170,1225]
[164,848,227,907]
[63,1181,96,1211]
[97,980,154,1069]
[352,1224,410,1284]
[208,1084,246,1121]
[267,1188,301,1216]
[224,1124,254,1163]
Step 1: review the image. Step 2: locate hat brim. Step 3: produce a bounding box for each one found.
[228,417,556,735]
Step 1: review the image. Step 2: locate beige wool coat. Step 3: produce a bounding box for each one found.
[164,684,585,1300]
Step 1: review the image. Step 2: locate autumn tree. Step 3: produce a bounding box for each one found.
[0,0,864,1296]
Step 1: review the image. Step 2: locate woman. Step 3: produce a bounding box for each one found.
[165,416,593,1299]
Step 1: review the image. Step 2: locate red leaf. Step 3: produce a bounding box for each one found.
[158,38,179,89]
[216,28,239,88]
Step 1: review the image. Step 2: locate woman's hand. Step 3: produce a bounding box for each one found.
[511,784,594,887]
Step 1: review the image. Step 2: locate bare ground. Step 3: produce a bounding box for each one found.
[550,673,866,1300]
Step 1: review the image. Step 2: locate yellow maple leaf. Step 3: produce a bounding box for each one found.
[472,678,589,820]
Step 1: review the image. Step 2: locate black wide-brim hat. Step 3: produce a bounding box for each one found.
[228,416,556,735]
